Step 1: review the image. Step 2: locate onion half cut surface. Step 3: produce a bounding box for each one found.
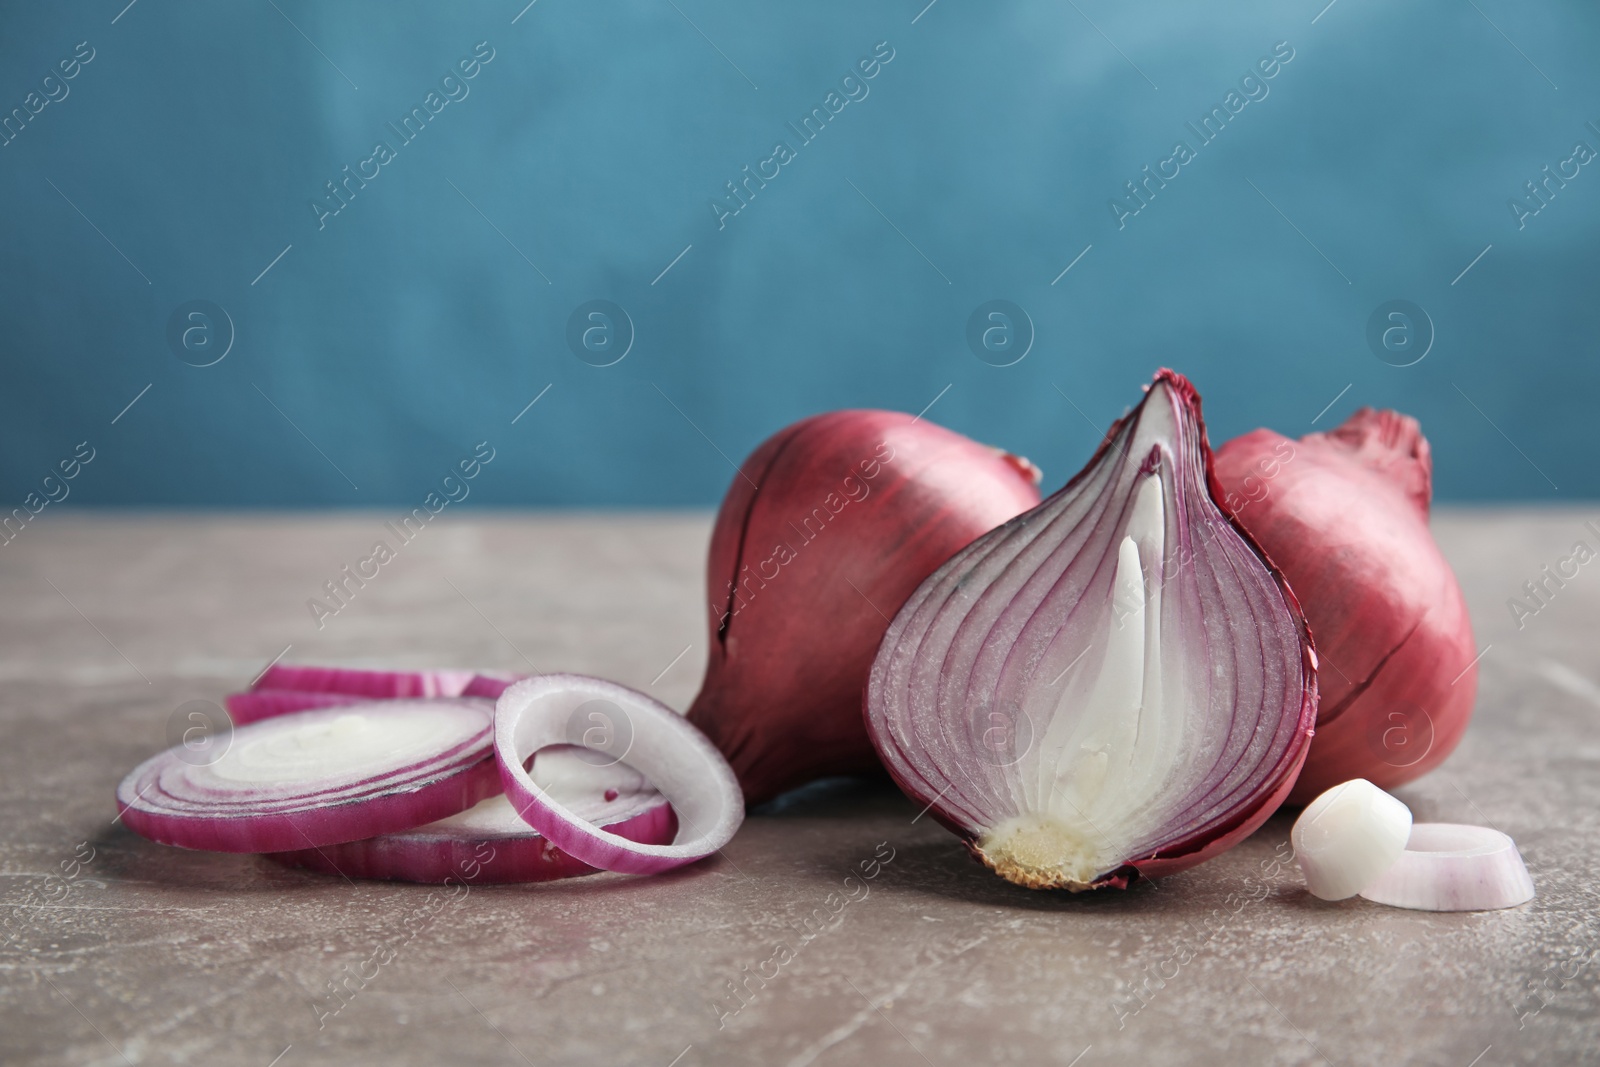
[865,370,1317,890]
[118,700,499,852]
[496,675,743,875]
[1358,823,1535,911]
[269,747,677,883]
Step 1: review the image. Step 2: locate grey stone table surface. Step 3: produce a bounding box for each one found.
[2,510,1597,1067]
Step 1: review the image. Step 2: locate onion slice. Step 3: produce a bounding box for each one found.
[230,666,521,726]
[865,370,1317,890]
[1359,823,1535,911]
[254,663,481,698]
[495,675,744,875]
[117,700,499,852]
[267,747,677,883]
[1291,779,1412,900]
[226,688,367,725]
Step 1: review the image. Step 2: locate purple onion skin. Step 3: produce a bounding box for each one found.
[865,370,1317,889]
[688,410,1042,806]
[1215,410,1476,804]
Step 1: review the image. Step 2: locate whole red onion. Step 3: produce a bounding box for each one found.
[1214,408,1477,803]
[686,410,1042,805]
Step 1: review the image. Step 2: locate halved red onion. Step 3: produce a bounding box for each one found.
[866,371,1317,890]
[496,675,743,875]
[267,747,677,883]
[117,700,499,852]
[1358,824,1535,911]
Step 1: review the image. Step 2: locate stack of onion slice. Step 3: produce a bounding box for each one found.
[117,667,742,883]
[1291,779,1534,911]
[866,370,1317,890]
[270,747,677,883]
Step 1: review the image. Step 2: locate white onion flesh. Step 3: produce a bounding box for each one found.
[1291,779,1413,900]
[1359,823,1535,911]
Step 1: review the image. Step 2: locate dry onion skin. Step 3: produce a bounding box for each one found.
[687,409,1042,805]
[866,371,1317,891]
[1214,409,1477,802]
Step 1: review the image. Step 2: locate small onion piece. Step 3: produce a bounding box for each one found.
[1291,779,1412,900]
[117,700,499,852]
[1359,824,1535,911]
[866,370,1317,890]
[268,747,677,883]
[496,675,743,875]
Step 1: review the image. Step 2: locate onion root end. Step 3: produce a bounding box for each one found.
[974,814,1104,891]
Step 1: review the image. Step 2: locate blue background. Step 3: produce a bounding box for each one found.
[2,0,1594,507]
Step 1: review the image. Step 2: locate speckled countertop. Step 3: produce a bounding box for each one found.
[2,511,1596,1066]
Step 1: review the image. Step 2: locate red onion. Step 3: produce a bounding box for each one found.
[1214,408,1476,802]
[117,700,499,852]
[687,410,1042,804]
[497,674,743,875]
[268,747,677,883]
[865,371,1317,890]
